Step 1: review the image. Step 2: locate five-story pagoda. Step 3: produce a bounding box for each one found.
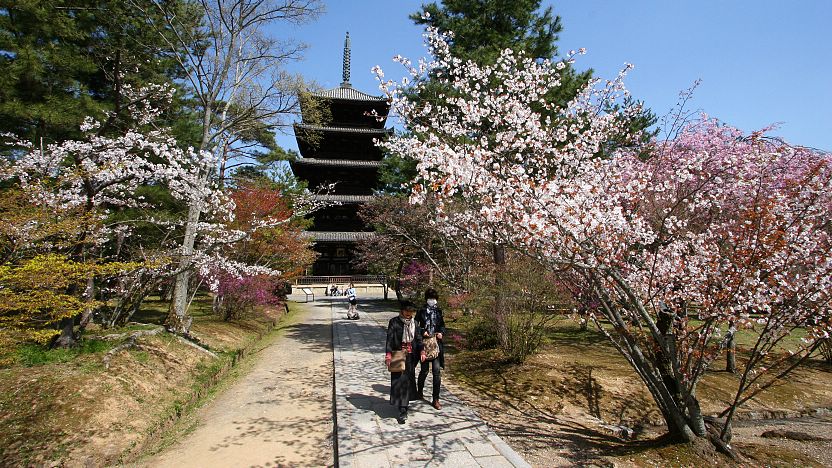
[290,33,391,276]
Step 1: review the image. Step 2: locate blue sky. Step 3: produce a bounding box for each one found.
[277,1,831,152]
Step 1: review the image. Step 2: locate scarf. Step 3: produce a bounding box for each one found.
[424,305,439,335]
[401,316,415,343]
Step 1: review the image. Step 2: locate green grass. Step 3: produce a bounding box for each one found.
[449,308,819,365]
[131,292,215,325]
[15,339,116,367]
[132,350,150,363]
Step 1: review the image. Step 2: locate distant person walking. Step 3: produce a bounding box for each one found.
[417,288,445,410]
[385,300,425,424]
[345,283,358,319]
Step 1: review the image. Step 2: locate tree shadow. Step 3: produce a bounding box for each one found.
[347,298,401,316]
[282,322,332,352]
[206,414,333,466]
[247,365,331,406]
[449,356,669,465]
[545,325,611,348]
[577,366,602,419]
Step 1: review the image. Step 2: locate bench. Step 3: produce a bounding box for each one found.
[301,287,315,302]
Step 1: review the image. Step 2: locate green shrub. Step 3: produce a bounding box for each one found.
[465,318,501,350]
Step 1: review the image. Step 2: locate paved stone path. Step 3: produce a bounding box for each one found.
[329,295,531,468]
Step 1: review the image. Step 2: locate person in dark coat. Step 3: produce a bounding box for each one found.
[417,288,446,410]
[385,300,425,424]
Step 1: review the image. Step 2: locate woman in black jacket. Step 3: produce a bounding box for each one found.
[385,300,425,424]
[417,288,446,410]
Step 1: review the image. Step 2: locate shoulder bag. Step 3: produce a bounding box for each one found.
[388,350,406,373]
[423,335,440,361]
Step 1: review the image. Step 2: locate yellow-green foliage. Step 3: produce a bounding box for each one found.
[0,188,92,258]
[0,254,140,347]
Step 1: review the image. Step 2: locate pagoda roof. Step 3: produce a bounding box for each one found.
[304,231,376,242]
[292,158,381,168]
[295,123,392,135]
[310,86,387,102]
[312,194,375,204]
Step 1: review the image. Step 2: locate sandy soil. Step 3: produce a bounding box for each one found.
[446,377,832,467]
[144,301,334,467]
[732,416,832,467]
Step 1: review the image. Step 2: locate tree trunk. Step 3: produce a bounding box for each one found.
[687,390,707,436]
[162,281,174,301]
[726,321,737,373]
[78,276,96,331]
[611,306,697,442]
[167,199,202,334]
[53,277,87,348]
[52,317,77,348]
[168,97,214,334]
[579,310,588,331]
[492,243,508,347]
[394,259,404,302]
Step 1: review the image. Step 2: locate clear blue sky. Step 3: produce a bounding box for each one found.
[277,1,831,152]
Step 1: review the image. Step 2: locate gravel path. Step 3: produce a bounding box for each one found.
[145,300,334,467]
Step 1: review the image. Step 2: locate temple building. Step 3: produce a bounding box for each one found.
[290,33,390,276]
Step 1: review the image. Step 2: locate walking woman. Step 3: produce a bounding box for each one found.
[385,300,425,424]
[345,283,358,319]
[417,288,446,410]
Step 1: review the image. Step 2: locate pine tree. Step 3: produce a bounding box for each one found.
[0,0,198,145]
[413,0,564,65]
[0,0,103,143]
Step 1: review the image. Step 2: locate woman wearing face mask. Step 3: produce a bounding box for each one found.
[385,300,426,424]
[417,288,446,410]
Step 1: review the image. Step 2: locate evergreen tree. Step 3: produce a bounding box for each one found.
[412,0,564,65]
[0,0,197,145]
[0,0,103,143]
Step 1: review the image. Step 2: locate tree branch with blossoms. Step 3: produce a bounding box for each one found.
[376,27,832,451]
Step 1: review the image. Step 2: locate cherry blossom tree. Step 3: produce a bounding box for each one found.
[1,84,224,345]
[378,28,832,451]
[355,194,484,301]
[131,0,323,332]
[0,84,319,345]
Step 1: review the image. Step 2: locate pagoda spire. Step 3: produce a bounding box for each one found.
[341,32,351,88]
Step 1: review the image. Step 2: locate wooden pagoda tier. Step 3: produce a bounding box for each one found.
[290,158,380,195]
[294,124,391,161]
[289,32,390,276]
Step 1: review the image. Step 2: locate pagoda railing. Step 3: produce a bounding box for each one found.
[294,275,387,285]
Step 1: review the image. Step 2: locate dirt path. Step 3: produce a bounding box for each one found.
[144,301,334,467]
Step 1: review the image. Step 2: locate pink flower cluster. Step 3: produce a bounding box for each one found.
[376,27,832,390]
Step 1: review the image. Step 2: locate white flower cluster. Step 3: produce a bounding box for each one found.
[376,28,832,376]
[0,84,286,286]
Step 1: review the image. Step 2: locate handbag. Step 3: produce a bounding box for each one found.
[423,335,440,361]
[388,350,406,373]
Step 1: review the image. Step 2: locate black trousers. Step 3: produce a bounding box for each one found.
[418,358,441,401]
